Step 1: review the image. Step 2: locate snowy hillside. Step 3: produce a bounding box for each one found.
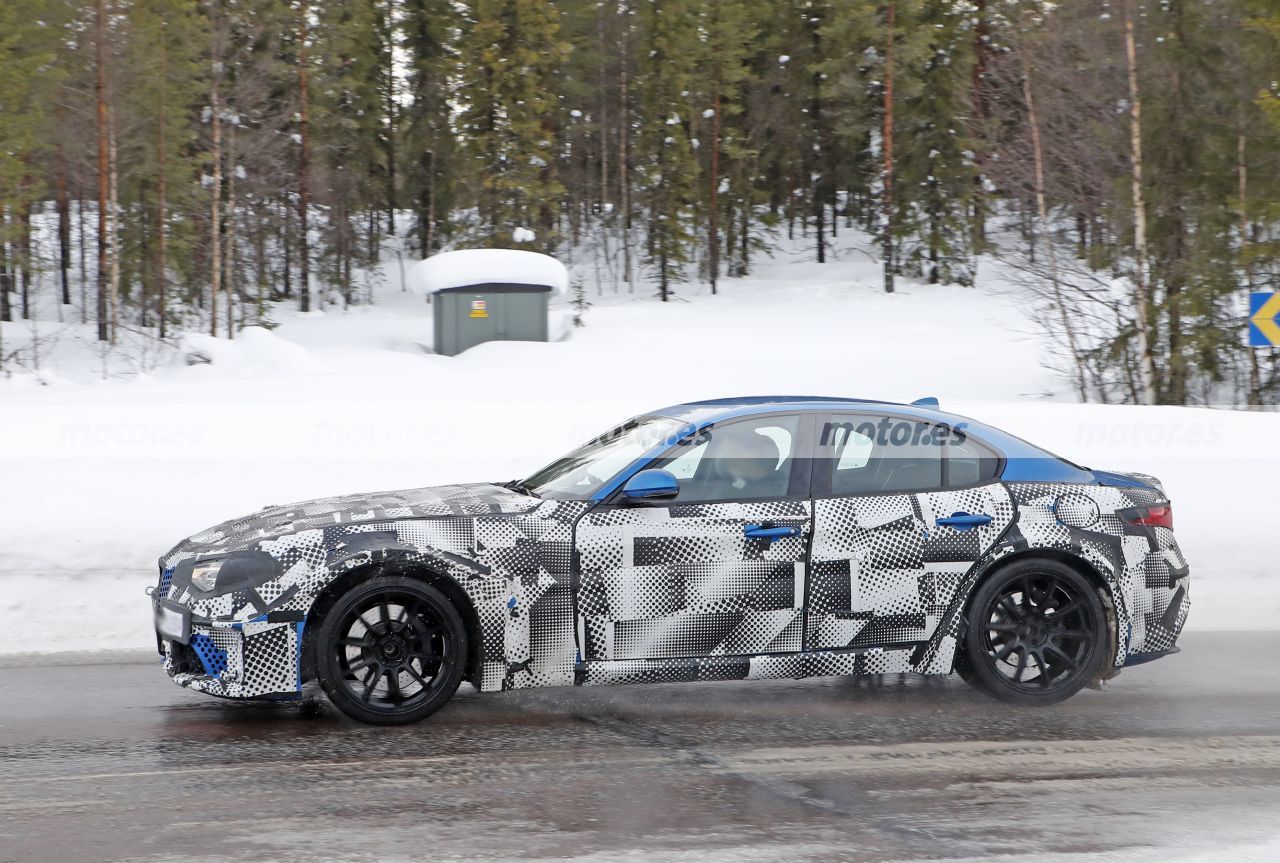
[1,233,1276,657]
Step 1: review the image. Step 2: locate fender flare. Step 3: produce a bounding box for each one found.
[921,541,1127,675]
[299,545,493,687]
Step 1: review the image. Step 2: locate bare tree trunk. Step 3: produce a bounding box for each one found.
[618,0,632,291]
[381,12,397,236]
[256,206,267,319]
[224,119,236,338]
[0,206,10,324]
[281,197,292,298]
[78,189,87,324]
[95,0,109,342]
[1124,3,1158,405]
[812,13,825,266]
[56,149,71,307]
[1239,132,1261,407]
[18,202,31,320]
[108,109,120,345]
[298,6,312,313]
[598,4,609,217]
[970,0,990,252]
[708,5,722,294]
[210,59,222,338]
[426,156,436,255]
[156,35,168,339]
[1023,54,1087,401]
[881,1,896,294]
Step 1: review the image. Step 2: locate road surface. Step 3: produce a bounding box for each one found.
[2,632,1279,862]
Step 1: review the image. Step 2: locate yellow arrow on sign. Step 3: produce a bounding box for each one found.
[1253,292,1280,346]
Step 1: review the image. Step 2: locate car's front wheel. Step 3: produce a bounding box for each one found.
[961,560,1107,706]
[315,576,466,724]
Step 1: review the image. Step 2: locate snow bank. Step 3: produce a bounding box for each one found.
[171,326,316,376]
[407,248,569,297]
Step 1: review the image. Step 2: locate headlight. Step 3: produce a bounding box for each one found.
[174,551,279,596]
[190,559,224,593]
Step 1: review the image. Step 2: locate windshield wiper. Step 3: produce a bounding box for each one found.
[505,479,540,498]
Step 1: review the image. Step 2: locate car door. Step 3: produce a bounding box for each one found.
[575,413,815,662]
[806,412,1015,652]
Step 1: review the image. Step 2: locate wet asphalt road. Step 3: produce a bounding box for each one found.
[2,633,1279,863]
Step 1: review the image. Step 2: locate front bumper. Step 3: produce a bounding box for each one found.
[158,611,307,700]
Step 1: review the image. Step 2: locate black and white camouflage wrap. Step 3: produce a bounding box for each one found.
[1000,480,1190,662]
[575,499,811,683]
[157,484,588,698]
[153,476,1188,701]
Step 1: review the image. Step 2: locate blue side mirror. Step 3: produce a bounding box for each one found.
[621,469,680,502]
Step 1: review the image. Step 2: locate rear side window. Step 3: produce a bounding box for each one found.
[947,435,1000,486]
[818,414,999,495]
[820,416,942,494]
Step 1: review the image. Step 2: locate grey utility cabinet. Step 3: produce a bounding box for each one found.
[412,248,567,356]
[432,283,552,357]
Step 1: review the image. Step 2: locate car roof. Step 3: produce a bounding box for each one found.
[652,395,941,423]
[642,395,1095,486]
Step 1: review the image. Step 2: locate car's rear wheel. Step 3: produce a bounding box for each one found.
[315,576,466,725]
[961,559,1106,706]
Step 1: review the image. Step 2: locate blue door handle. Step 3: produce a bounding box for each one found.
[744,524,801,540]
[935,512,992,531]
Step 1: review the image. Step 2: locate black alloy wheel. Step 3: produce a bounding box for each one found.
[315,576,466,724]
[961,559,1107,705]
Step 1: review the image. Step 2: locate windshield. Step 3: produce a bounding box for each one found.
[523,415,687,499]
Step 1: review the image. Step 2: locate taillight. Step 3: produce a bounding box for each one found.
[1123,504,1173,530]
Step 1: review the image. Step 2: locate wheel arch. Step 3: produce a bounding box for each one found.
[300,559,485,689]
[957,547,1121,673]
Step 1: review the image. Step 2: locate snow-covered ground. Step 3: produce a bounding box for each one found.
[1,233,1275,657]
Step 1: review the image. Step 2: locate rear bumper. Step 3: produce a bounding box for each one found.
[1125,558,1190,663]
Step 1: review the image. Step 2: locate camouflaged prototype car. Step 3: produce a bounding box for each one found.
[151,396,1189,724]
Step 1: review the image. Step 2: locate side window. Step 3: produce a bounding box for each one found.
[946,433,1000,486]
[820,415,943,494]
[655,415,801,503]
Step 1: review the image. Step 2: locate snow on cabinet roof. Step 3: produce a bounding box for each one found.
[408,249,569,297]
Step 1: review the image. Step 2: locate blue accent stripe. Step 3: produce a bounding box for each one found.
[295,620,306,692]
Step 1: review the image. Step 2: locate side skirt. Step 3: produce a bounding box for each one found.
[574,644,928,687]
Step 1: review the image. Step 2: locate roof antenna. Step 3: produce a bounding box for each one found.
[911,397,940,408]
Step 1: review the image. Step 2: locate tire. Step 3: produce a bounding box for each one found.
[960,559,1107,706]
[315,575,467,725]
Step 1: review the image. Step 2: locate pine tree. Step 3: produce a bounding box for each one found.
[456,0,569,250]
[0,0,58,333]
[892,0,974,285]
[124,0,205,337]
[701,0,756,292]
[402,0,457,257]
[634,0,701,300]
[314,0,387,306]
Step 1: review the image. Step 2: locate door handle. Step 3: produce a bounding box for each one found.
[744,524,801,540]
[935,512,993,531]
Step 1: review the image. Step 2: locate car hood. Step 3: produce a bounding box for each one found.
[163,482,539,563]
